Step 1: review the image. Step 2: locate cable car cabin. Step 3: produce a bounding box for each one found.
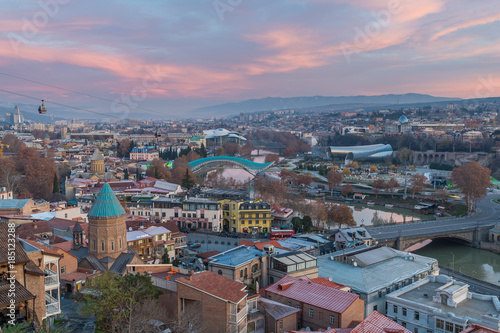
[38,100,47,114]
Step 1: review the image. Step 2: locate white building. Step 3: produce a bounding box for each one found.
[386,274,500,333]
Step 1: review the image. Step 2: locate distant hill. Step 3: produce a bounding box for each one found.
[187,93,460,117]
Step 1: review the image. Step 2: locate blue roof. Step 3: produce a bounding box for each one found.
[189,156,273,172]
[88,183,126,218]
[0,199,31,209]
[208,245,264,267]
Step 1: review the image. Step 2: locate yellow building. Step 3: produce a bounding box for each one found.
[220,199,272,233]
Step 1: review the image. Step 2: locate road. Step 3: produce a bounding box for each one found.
[370,194,500,241]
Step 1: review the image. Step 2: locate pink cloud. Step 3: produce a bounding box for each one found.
[430,12,500,40]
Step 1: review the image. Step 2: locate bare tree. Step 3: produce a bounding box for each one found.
[452,161,492,215]
[327,169,343,196]
[386,178,400,198]
[409,174,428,199]
[372,179,386,198]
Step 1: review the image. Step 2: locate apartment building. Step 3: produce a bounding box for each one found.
[220,200,272,233]
[386,275,500,333]
[318,246,439,316]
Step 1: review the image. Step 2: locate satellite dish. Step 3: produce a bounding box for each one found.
[353,262,358,267]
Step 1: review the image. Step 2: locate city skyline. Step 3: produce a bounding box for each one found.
[0,0,499,117]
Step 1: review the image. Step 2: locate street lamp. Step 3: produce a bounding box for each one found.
[450,252,455,277]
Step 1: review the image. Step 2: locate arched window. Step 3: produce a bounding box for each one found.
[101,240,104,251]
[111,240,114,251]
[218,270,223,276]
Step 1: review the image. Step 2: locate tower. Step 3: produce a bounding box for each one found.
[72,221,84,250]
[60,126,67,139]
[90,149,105,175]
[87,183,127,260]
[43,133,50,146]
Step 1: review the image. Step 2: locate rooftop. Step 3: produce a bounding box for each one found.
[177,271,247,304]
[393,278,500,320]
[317,247,437,294]
[88,183,126,219]
[264,275,361,314]
[0,199,31,210]
[208,245,264,267]
[351,311,411,333]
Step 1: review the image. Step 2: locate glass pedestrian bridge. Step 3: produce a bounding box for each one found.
[189,156,274,174]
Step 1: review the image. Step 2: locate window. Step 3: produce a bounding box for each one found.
[402,308,407,316]
[111,240,114,251]
[445,322,453,332]
[296,305,300,309]
[119,238,122,249]
[180,298,184,313]
[279,320,283,330]
[373,305,378,312]
[240,270,243,278]
[218,270,223,276]
[61,266,66,274]
[101,240,104,251]
[93,239,96,250]
[402,322,406,328]
[454,325,463,333]
[65,213,68,218]
[414,329,418,333]
[414,311,420,321]
[436,319,444,329]
[378,290,382,298]
[330,315,335,325]
[309,309,313,318]
[393,305,398,314]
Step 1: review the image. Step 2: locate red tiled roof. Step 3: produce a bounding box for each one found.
[48,218,77,230]
[351,311,412,333]
[310,277,348,290]
[15,220,52,239]
[177,271,247,304]
[52,240,74,252]
[238,240,291,251]
[460,324,500,333]
[196,250,221,259]
[60,270,98,282]
[47,235,69,244]
[263,276,360,314]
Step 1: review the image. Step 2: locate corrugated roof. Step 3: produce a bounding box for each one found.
[88,183,126,218]
[259,297,300,320]
[351,311,411,333]
[264,275,360,314]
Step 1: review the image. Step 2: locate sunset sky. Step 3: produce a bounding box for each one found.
[0,0,499,118]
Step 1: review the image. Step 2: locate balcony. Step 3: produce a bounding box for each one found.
[45,292,60,316]
[229,305,248,324]
[251,270,261,279]
[44,268,58,287]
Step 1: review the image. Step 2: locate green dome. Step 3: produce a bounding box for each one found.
[88,183,126,218]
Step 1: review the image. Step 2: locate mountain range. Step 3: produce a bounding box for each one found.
[187,93,460,117]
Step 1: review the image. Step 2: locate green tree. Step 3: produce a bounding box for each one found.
[181,168,195,189]
[52,173,59,193]
[124,168,129,180]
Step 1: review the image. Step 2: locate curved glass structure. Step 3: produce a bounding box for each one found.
[330,144,393,161]
[189,156,273,172]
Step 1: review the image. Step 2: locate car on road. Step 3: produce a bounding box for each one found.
[219,232,229,237]
[189,243,201,249]
[179,228,190,233]
[230,233,240,238]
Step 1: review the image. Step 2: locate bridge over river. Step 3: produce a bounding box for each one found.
[369,194,500,251]
[189,156,274,176]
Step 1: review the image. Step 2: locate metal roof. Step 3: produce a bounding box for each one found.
[88,183,126,219]
[0,199,31,209]
[208,245,264,267]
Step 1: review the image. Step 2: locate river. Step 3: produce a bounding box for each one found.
[414,239,500,286]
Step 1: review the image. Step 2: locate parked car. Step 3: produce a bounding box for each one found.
[219,232,229,237]
[179,228,190,233]
[189,243,201,249]
[230,233,240,238]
